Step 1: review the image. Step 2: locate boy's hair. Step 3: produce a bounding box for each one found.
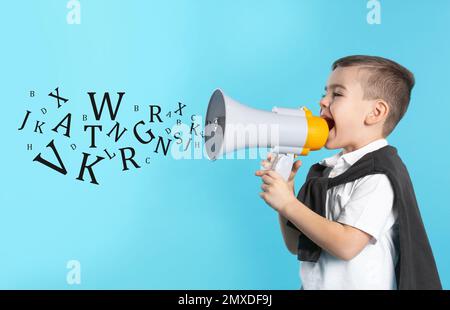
[332,55,415,136]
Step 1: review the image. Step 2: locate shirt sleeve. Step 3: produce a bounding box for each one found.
[336,173,395,243]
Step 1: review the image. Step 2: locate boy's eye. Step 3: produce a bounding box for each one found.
[333,92,342,97]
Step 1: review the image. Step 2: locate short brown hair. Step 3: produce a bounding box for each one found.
[332,55,415,136]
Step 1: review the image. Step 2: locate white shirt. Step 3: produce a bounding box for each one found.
[300,139,399,290]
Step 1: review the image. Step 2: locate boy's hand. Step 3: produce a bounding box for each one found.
[255,154,303,213]
[259,153,303,193]
[255,169,297,212]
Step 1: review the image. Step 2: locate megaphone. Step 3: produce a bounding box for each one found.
[204,89,329,180]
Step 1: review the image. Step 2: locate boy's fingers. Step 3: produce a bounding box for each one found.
[266,170,282,179]
[255,170,266,177]
[256,169,281,180]
[262,175,274,185]
[260,160,271,169]
[255,170,275,177]
[292,159,302,173]
[260,169,274,177]
[288,160,302,181]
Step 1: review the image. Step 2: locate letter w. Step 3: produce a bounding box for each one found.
[88,92,125,121]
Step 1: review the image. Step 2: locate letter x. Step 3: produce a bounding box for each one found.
[48,87,69,108]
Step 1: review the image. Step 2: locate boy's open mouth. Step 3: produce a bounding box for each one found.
[322,116,335,131]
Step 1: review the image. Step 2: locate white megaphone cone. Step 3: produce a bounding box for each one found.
[204,89,329,180]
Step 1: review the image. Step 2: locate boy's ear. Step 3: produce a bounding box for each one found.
[365,99,389,125]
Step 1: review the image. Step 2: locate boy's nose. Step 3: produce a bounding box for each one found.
[319,96,329,109]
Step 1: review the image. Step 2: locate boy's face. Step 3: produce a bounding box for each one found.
[320,66,376,152]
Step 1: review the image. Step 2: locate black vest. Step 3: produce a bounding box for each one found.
[287,145,442,290]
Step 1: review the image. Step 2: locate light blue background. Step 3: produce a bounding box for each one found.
[1,0,449,289]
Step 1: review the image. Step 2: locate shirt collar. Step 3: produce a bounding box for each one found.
[320,138,388,168]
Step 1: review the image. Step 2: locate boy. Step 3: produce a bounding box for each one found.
[255,55,441,290]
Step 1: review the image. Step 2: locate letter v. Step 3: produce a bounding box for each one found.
[33,139,68,175]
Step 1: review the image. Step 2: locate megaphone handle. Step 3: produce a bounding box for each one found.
[269,153,294,181]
